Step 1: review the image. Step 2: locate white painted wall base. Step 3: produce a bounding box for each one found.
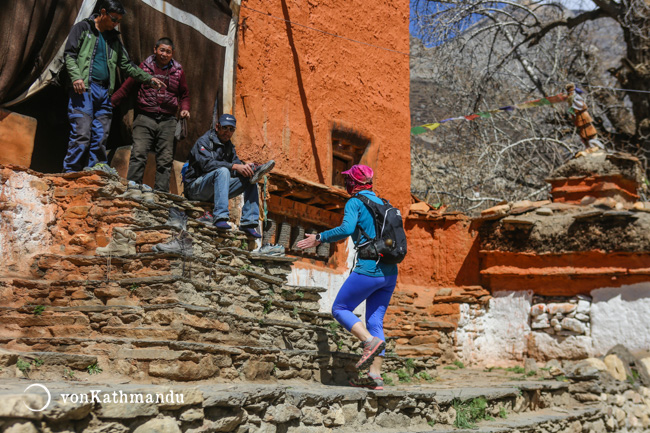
[591,283,650,356]
[456,291,532,366]
[456,284,650,364]
[287,238,365,316]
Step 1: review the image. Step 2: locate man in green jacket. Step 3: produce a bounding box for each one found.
[62,0,165,173]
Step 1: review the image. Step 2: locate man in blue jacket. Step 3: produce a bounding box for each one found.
[183,114,274,238]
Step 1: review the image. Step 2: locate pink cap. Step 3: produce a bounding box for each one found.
[342,164,374,184]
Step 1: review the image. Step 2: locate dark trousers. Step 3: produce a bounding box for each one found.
[63,82,112,172]
[126,113,176,192]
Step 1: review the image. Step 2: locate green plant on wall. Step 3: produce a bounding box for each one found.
[453,397,492,429]
[87,363,103,375]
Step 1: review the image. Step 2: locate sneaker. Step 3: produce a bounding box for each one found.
[254,244,285,256]
[355,337,385,370]
[240,226,262,238]
[118,181,142,200]
[250,160,275,183]
[96,227,136,256]
[350,373,384,390]
[85,163,119,177]
[166,207,187,231]
[140,184,155,204]
[197,211,214,225]
[214,220,232,230]
[152,231,193,256]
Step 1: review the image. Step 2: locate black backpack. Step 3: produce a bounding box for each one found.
[352,193,407,264]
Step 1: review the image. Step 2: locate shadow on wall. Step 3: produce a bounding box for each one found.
[592,283,650,303]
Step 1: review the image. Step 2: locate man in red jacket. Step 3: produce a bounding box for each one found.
[112,37,190,192]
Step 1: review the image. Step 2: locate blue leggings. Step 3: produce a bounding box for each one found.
[332,272,397,356]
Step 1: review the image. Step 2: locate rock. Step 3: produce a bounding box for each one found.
[43,399,93,422]
[158,388,203,410]
[375,412,412,428]
[0,348,18,366]
[201,407,246,432]
[301,407,323,425]
[604,354,627,381]
[566,358,606,380]
[179,408,204,422]
[149,356,218,381]
[133,418,181,433]
[0,394,45,419]
[530,304,547,316]
[435,288,452,297]
[561,317,587,334]
[3,422,39,433]
[263,404,301,424]
[637,357,650,387]
[203,392,247,408]
[322,406,345,427]
[97,400,158,419]
[547,303,576,315]
[574,313,590,322]
[536,207,553,216]
[606,345,637,378]
[524,358,538,373]
[531,313,550,329]
[545,359,563,376]
[481,204,509,219]
[242,359,274,380]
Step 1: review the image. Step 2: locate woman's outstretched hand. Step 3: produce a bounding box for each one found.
[296,233,321,250]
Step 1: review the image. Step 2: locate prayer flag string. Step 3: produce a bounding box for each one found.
[411,93,568,136]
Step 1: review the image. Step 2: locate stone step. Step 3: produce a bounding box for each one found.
[0,378,602,433]
[2,275,325,310]
[2,275,326,329]
[0,302,360,354]
[0,336,431,385]
[421,407,601,432]
[30,252,291,283]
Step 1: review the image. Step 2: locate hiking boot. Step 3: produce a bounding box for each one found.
[240,226,262,238]
[254,244,285,256]
[166,207,188,231]
[350,373,384,390]
[85,163,119,177]
[152,231,193,256]
[355,336,385,370]
[250,160,275,183]
[118,181,143,200]
[197,211,214,225]
[214,220,232,230]
[96,227,136,256]
[141,184,156,204]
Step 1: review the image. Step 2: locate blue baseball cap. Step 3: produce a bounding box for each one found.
[218,114,236,127]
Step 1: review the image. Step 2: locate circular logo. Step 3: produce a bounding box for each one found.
[23,383,51,412]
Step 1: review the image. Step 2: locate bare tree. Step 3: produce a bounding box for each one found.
[413,0,649,140]
[410,0,648,214]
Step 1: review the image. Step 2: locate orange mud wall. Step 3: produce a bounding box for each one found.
[233,0,411,212]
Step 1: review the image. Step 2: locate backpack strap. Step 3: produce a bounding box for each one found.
[351,193,381,246]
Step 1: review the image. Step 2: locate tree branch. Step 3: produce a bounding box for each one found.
[526,8,610,46]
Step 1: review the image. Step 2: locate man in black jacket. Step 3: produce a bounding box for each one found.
[183,114,274,237]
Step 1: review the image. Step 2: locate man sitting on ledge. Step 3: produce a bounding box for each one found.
[183,113,274,238]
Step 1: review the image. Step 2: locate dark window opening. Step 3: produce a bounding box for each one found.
[331,127,370,187]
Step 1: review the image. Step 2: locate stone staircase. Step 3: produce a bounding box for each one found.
[0,168,647,432]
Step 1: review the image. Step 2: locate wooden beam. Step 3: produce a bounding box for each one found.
[268,196,343,228]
